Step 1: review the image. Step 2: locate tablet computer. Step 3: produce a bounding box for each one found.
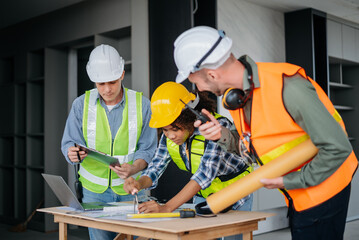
[75,143,120,166]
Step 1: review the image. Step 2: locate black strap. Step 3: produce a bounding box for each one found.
[193,30,226,72]
[217,166,250,182]
[249,141,264,166]
[280,188,294,228]
[195,201,214,215]
[74,164,83,202]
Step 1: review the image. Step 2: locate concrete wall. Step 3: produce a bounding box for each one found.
[218,0,285,62]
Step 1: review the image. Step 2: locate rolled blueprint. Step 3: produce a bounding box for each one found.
[207,138,318,214]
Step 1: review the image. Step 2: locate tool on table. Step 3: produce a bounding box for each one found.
[133,193,139,214]
[180,99,210,124]
[127,209,196,219]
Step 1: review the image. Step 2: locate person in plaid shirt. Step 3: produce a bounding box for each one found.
[124,82,253,226]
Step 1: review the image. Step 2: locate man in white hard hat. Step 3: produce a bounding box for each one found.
[173,26,357,240]
[61,44,157,240]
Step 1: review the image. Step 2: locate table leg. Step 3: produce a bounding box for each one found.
[242,231,253,240]
[113,233,124,240]
[113,233,135,240]
[59,222,67,240]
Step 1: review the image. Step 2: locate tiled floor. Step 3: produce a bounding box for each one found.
[1,219,358,239]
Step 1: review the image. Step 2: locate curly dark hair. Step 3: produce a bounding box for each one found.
[171,91,216,132]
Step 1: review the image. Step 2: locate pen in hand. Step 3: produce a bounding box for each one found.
[74,143,82,162]
[133,193,139,214]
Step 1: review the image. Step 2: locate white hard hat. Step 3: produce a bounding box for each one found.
[86,44,125,83]
[173,26,232,83]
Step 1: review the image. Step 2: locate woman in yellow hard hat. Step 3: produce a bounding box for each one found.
[123,82,252,228]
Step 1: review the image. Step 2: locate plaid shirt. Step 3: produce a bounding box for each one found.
[142,117,251,209]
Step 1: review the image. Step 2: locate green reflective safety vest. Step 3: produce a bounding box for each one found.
[167,113,252,198]
[79,88,143,195]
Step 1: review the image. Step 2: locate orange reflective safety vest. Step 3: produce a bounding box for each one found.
[229,62,358,212]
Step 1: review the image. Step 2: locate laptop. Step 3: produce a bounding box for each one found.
[42,173,115,211]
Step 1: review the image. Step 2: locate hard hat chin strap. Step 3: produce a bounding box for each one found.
[192,30,226,72]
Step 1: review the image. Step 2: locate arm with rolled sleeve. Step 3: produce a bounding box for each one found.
[216,124,241,155]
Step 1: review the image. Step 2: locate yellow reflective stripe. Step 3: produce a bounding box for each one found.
[260,134,310,164]
[190,136,205,173]
[199,166,253,198]
[332,109,342,123]
[261,110,341,165]
[167,139,187,170]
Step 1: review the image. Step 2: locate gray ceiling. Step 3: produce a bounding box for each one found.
[1,0,359,30]
[0,0,85,30]
[249,0,359,23]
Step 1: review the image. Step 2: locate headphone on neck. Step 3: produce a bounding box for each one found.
[222,56,254,110]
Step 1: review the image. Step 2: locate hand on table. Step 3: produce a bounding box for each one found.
[138,200,171,213]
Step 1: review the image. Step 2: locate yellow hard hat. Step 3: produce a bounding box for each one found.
[149,82,196,128]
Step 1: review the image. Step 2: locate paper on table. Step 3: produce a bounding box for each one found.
[82,202,194,222]
[103,205,134,212]
[83,210,174,222]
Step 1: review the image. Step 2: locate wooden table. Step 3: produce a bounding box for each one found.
[38,207,273,240]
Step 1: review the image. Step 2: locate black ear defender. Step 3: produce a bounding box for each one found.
[222,56,254,110]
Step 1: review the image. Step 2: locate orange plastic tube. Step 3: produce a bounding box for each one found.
[207,138,318,214]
